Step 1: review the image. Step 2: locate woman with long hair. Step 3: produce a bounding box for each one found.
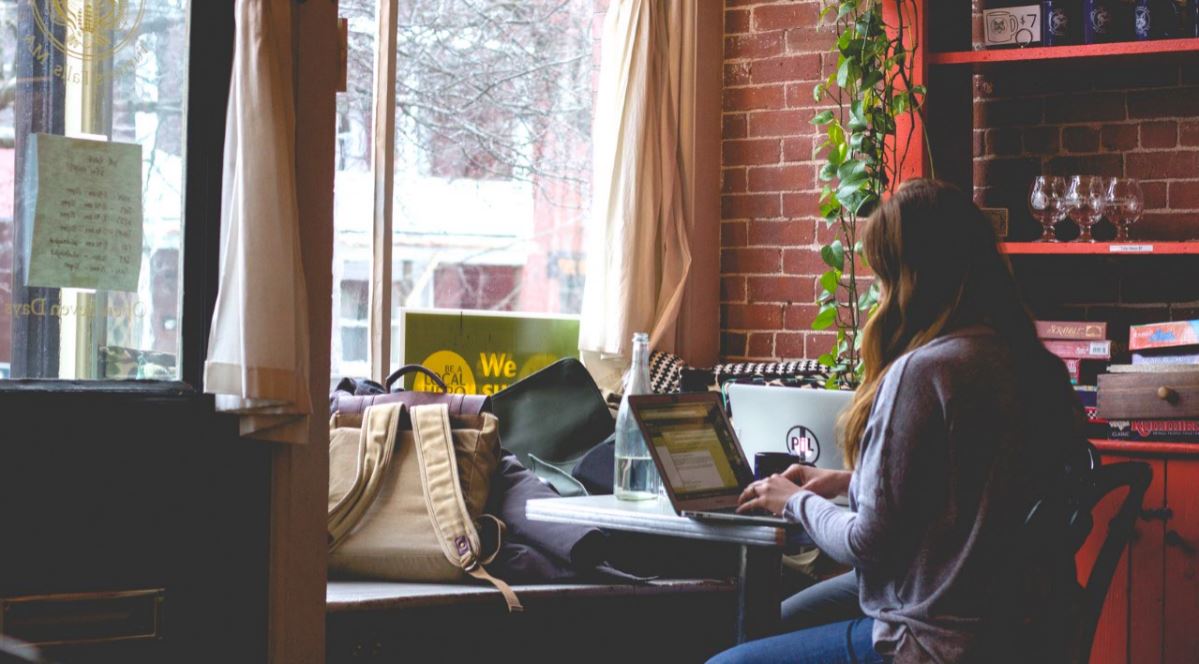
[709,180,1086,663]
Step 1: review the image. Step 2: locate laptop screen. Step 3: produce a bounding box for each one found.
[633,397,753,500]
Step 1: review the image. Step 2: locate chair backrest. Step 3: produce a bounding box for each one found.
[1067,460,1152,663]
[1023,442,1152,664]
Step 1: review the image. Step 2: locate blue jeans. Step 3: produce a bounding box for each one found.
[782,571,862,631]
[707,618,888,664]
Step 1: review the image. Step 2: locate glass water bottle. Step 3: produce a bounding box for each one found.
[613,332,660,500]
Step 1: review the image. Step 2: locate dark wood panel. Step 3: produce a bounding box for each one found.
[0,393,270,663]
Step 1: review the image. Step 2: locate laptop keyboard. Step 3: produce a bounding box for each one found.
[711,506,772,517]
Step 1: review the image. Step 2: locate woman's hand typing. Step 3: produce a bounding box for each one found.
[736,474,803,516]
[781,465,852,500]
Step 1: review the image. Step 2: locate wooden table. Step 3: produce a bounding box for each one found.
[527,494,795,643]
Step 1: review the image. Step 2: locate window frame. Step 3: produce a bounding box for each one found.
[0,0,235,395]
[352,0,722,383]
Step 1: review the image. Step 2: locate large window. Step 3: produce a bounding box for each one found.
[332,0,597,384]
[0,0,190,380]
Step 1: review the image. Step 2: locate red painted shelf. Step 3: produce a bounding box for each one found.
[1001,242,1199,255]
[928,38,1199,66]
[1091,439,1199,458]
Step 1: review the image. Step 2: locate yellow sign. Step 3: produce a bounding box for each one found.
[403,310,580,396]
[413,350,477,395]
[32,0,146,61]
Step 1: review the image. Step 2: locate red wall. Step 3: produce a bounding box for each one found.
[721,0,835,361]
[720,2,1199,361]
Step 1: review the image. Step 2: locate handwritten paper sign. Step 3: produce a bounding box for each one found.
[24,134,143,292]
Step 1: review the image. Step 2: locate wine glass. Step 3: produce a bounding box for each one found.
[1064,175,1107,243]
[1106,178,1145,242]
[1029,176,1066,243]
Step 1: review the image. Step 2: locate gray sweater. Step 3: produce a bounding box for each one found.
[785,327,1082,663]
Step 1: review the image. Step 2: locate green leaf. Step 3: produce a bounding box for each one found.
[821,241,845,271]
[837,159,867,183]
[862,69,884,90]
[818,352,837,369]
[820,197,842,220]
[819,269,841,293]
[812,110,835,126]
[812,305,838,331]
[837,30,853,52]
[849,102,868,132]
[836,56,856,88]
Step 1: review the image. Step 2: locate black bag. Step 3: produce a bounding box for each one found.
[571,435,615,495]
[491,359,614,496]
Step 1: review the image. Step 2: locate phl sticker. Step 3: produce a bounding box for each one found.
[786,424,821,465]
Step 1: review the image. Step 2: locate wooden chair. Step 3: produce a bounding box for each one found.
[1023,442,1153,663]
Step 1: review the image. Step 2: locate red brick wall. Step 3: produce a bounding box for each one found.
[721,0,835,361]
[976,60,1199,345]
[975,62,1199,243]
[721,2,1199,361]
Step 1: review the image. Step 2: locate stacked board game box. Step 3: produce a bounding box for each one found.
[1107,419,1199,443]
[1036,320,1110,384]
[1129,319,1199,367]
[1036,321,1110,436]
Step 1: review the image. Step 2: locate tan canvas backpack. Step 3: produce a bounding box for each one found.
[327,402,521,611]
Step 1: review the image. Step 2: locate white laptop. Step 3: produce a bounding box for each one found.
[726,383,854,473]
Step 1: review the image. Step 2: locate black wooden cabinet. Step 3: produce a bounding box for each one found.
[0,390,270,664]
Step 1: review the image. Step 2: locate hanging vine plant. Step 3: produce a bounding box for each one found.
[811,0,928,388]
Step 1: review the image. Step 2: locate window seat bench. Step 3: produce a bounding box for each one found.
[326,579,739,663]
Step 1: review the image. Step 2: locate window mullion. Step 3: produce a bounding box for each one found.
[368,0,399,384]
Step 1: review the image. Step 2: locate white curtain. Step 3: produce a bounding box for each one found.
[580,0,694,392]
[204,0,311,444]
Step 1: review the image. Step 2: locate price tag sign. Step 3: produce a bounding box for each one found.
[983,6,1043,47]
[1109,244,1154,253]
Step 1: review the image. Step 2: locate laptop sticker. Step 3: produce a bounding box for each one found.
[786,425,820,464]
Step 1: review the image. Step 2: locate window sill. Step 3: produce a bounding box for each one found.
[0,380,197,396]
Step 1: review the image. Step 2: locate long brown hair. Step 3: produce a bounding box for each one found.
[840,179,1042,467]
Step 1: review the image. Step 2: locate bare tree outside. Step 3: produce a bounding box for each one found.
[340,0,594,298]
[332,0,599,379]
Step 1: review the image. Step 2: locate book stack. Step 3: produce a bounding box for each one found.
[1036,320,1110,437]
[1101,318,1199,444]
[1037,320,1110,384]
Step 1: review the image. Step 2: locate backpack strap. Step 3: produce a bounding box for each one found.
[328,403,403,552]
[410,404,523,612]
